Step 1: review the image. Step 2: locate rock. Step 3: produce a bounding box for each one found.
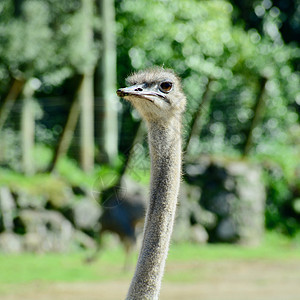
[47,186,74,210]
[172,183,216,243]
[228,161,265,245]
[16,191,47,209]
[23,232,42,252]
[181,183,217,227]
[216,217,237,242]
[20,209,74,252]
[173,217,209,244]
[73,197,101,230]
[185,158,266,245]
[0,187,16,231]
[0,232,23,253]
[190,224,209,244]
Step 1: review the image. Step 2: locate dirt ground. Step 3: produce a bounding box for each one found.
[1,260,300,300]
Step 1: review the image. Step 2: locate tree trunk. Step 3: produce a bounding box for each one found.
[79,0,95,172]
[21,82,35,175]
[0,78,25,131]
[79,71,94,172]
[243,77,267,156]
[95,0,118,164]
[118,120,145,181]
[184,78,213,154]
[47,77,83,173]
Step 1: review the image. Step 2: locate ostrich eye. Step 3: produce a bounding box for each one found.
[159,81,173,93]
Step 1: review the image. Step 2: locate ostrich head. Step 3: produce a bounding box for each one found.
[117,67,186,122]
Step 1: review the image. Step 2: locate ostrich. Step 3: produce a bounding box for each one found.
[117,67,186,300]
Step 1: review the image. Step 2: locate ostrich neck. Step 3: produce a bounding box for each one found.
[126,116,182,300]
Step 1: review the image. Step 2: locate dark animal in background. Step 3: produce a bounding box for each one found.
[86,179,147,270]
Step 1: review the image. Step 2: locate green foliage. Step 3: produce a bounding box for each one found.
[0,149,122,197]
[116,0,299,156]
[116,0,300,235]
[0,129,22,171]
[262,152,300,235]
[0,0,99,91]
[252,123,300,236]
[0,167,69,204]
[0,0,299,237]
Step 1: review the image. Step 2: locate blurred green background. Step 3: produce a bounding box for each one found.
[0,0,299,299]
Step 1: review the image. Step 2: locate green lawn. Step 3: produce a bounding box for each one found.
[0,233,299,285]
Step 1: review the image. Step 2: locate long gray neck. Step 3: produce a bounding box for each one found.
[126,116,182,300]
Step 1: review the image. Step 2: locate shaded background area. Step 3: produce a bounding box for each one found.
[0,0,300,299]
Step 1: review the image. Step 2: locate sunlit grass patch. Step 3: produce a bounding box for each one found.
[0,232,299,286]
[0,251,131,284]
[168,232,300,262]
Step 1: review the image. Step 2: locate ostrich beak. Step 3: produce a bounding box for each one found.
[116,84,144,98]
[116,85,168,104]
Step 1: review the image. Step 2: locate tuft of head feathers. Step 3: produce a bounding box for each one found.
[126,67,179,86]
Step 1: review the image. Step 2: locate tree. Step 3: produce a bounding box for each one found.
[116,0,299,158]
[78,0,96,172]
[0,0,99,173]
[95,0,119,165]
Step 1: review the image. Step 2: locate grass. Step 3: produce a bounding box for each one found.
[0,232,299,285]
[169,232,300,261]
[0,251,129,284]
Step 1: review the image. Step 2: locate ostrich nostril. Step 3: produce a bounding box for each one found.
[135,88,143,91]
[116,89,129,97]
